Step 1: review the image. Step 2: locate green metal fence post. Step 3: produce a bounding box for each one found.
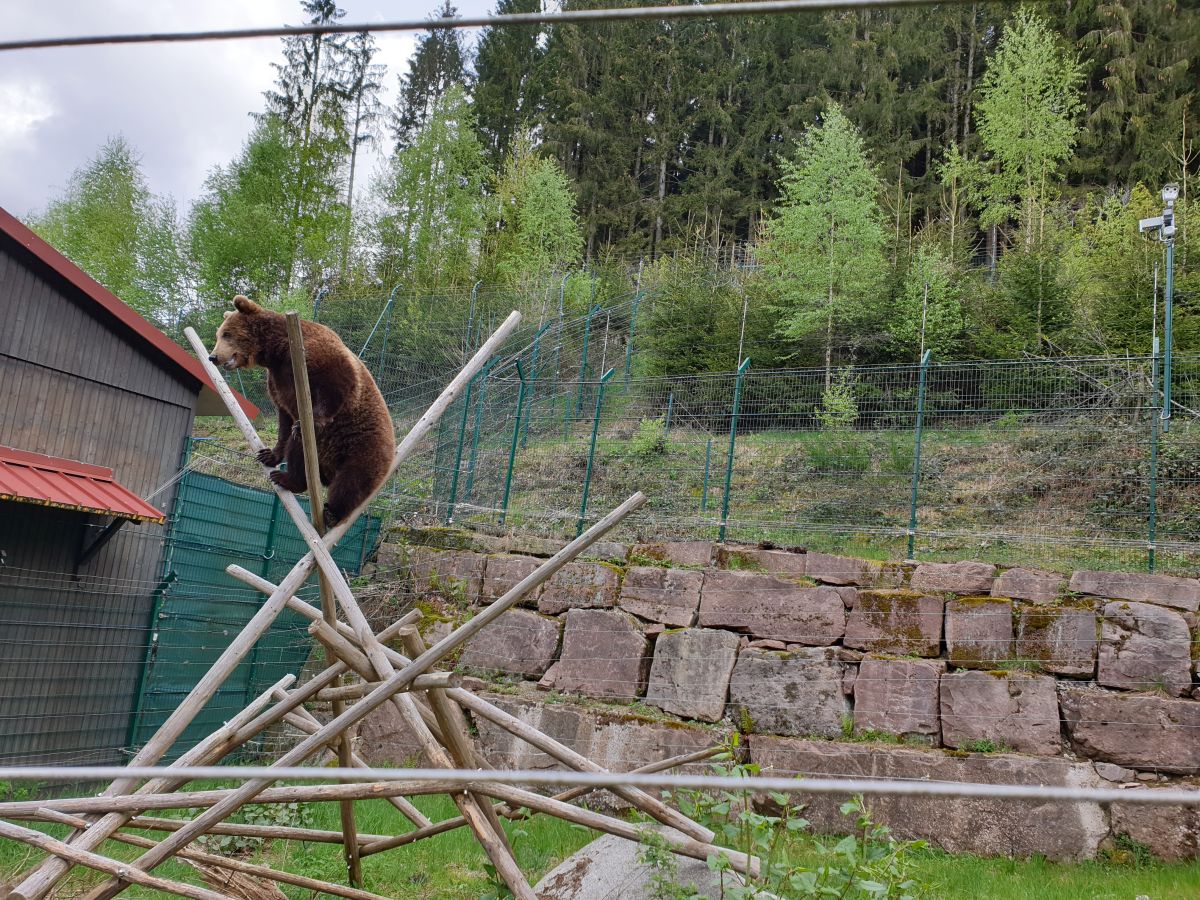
[1148,337,1161,572]
[700,437,713,513]
[463,359,495,504]
[625,290,643,383]
[573,303,602,422]
[577,368,616,537]
[444,375,476,524]
[465,279,482,353]
[719,357,750,543]
[125,571,178,751]
[358,283,401,358]
[664,390,674,438]
[907,350,932,560]
[500,361,528,526]
[1163,237,1175,433]
[522,322,552,450]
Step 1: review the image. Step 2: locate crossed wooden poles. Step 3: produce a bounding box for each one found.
[1,311,748,900]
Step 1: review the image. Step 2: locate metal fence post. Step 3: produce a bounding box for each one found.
[522,322,552,449]
[1148,337,1161,572]
[574,303,602,421]
[465,279,482,353]
[719,357,750,543]
[907,350,932,560]
[700,437,713,513]
[463,360,494,503]
[358,283,401,358]
[1163,238,1175,432]
[625,290,643,383]
[664,390,674,439]
[577,368,616,537]
[500,361,528,526]
[444,375,476,524]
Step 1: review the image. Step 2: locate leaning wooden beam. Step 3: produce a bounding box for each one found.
[283,311,362,889]
[0,817,235,900]
[87,494,643,900]
[358,746,724,855]
[476,783,760,877]
[119,816,385,847]
[35,810,395,900]
[314,673,459,701]
[12,317,519,900]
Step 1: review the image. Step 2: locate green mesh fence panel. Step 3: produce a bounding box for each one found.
[128,470,378,762]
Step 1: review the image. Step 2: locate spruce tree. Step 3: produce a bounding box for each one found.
[392,1,469,150]
[473,0,543,171]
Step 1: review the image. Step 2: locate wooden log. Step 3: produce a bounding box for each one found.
[476,783,760,877]
[359,745,722,856]
[35,810,395,900]
[0,781,460,819]
[0,817,236,900]
[124,817,383,847]
[283,312,362,889]
[13,307,518,900]
[399,629,514,857]
[313,673,459,702]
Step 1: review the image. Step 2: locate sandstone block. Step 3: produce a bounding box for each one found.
[748,736,1108,861]
[459,609,561,678]
[939,670,1061,755]
[844,590,943,656]
[407,547,485,603]
[1098,601,1192,696]
[1110,786,1200,860]
[910,561,997,594]
[618,566,704,626]
[717,546,807,577]
[645,628,741,722]
[728,648,849,739]
[1069,570,1200,612]
[853,658,944,742]
[537,560,621,615]
[541,609,649,701]
[633,540,713,568]
[1061,688,1200,773]
[805,552,868,585]
[992,567,1067,604]
[480,553,541,605]
[1014,604,1097,677]
[698,570,846,645]
[945,598,1014,669]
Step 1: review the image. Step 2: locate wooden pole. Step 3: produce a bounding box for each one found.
[35,810,396,900]
[284,311,361,888]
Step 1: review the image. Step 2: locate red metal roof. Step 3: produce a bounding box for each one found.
[0,206,257,419]
[0,445,165,524]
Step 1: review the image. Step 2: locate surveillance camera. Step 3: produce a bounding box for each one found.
[1163,183,1180,203]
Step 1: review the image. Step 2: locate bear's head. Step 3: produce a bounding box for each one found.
[209,295,266,370]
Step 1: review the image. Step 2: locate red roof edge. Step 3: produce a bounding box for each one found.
[0,206,258,420]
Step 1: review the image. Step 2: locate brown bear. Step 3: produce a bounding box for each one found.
[208,295,395,527]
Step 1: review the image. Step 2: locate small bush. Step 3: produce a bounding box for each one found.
[630,417,669,459]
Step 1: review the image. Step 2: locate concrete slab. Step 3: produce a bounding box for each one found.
[534,833,735,899]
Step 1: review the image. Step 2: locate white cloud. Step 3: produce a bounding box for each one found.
[0,79,55,151]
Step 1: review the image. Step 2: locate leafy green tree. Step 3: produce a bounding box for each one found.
[33,136,189,331]
[891,243,962,360]
[473,0,543,171]
[392,1,469,150]
[487,135,583,290]
[974,8,1084,249]
[373,84,486,289]
[759,103,889,385]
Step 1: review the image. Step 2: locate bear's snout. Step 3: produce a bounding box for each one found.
[208,354,219,363]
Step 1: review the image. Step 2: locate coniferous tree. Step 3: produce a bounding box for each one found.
[473,0,543,171]
[392,1,469,150]
[759,104,889,385]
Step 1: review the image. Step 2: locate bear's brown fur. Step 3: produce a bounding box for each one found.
[209,295,395,526]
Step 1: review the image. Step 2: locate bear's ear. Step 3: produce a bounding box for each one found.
[222,311,234,320]
[233,295,262,316]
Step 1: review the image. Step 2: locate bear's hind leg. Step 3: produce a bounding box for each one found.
[269,424,310,493]
[322,466,382,528]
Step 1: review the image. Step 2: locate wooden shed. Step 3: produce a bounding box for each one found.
[0,206,256,766]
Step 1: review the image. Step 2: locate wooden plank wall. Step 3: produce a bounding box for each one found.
[0,239,198,765]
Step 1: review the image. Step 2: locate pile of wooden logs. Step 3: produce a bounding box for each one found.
[0,312,746,900]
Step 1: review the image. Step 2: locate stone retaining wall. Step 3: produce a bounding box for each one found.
[364,532,1200,861]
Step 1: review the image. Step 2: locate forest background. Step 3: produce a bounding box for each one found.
[27,0,1200,381]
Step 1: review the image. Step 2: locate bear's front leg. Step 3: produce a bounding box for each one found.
[257,409,294,467]
[268,423,309,493]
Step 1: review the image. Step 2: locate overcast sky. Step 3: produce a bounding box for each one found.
[0,1,493,220]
